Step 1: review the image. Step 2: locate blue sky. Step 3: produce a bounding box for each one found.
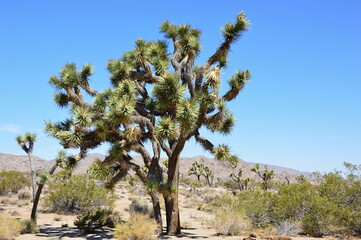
[0,0,360,172]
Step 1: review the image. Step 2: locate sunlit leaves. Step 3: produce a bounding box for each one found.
[72,105,92,127]
[176,99,199,132]
[156,117,178,140]
[107,60,132,86]
[224,70,250,101]
[152,74,185,110]
[221,12,250,42]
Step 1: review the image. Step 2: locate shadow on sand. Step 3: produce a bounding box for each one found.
[36,226,114,239]
[159,228,208,239]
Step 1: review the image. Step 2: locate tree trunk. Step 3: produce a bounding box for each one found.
[164,193,180,234]
[164,154,181,234]
[150,193,163,232]
[30,184,44,223]
[30,164,57,223]
[28,153,37,201]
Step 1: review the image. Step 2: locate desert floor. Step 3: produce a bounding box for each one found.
[0,183,357,240]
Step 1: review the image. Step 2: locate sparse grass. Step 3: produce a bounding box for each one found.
[114,213,158,240]
[10,210,19,216]
[210,208,249,236]
[0,215,21,240]
[181,220,192,229]
[129,198,153,217]
[20,219,38,234]
[17,191,31,200]
[275,220,300,236]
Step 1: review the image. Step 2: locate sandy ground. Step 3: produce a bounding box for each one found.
[0,184,358,240]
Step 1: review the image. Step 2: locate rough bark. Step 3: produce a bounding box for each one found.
[30,164,58,223]
[28,153,37,202]
[150,193,163,232]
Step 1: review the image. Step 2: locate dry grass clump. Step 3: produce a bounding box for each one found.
[17,191,31,201]
[114,213,158,240]
[0,215,21,240]
[210,208,249,236]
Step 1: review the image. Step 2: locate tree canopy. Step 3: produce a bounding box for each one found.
[46,12,250,234]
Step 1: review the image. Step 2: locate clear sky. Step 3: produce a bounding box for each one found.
[0,0,360,173]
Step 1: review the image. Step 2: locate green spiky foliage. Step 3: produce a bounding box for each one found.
[47,12,250,235]
[230,168,250,191]
[251,164,275,190]
[187,162,204,182]
[202,165,214,187]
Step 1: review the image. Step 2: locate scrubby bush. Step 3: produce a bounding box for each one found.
[0,216,21,240]
[0,171,30,195]
[17,191,31,200]
[211,208,248,236]
[20,219,38,234]
[129,198,153,217]
[74,208,121,232]
[114,213,158,240]
[206,163,361,237]
[44,175,115,214]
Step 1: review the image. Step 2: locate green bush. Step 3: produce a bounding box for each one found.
[0,171,30,195]
[271,182,315,223]
[44,175,115,214]
[74,208,121,232]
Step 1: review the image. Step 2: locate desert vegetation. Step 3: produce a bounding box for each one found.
[0,9,360,240]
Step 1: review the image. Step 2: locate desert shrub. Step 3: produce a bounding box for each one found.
[210,208,248,236]
[114,213,158,240]
[239,190,274,228]
[0,171,30,195]
[17,191,31,200]
[271,182,315,223]
[129,198,153,217]
[20,219,38,234]
[0,215,21,240]
[74,208,121,232]
[275,220,301,236]
[44,175,115,214]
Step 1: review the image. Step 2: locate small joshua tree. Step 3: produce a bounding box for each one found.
[230,168,250,191]
[46,12,250,234]
[188,162,204,182]
[188,162,214,186]
[16,133,37,201]
[30,151,74,223]
[202,165,214,187]
[250,164,275,190]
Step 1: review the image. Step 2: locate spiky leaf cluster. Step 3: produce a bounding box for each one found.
[152,74,185,110]
[156,117,178,140]
[176,100,199,132]
[221,12,250,41]
[161,22,201,56]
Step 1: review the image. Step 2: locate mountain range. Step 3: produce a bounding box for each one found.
[0,152,309,183]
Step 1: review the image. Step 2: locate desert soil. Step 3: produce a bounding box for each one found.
[0,183,356,240]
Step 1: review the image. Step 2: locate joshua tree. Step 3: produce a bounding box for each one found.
[250,164,275,190]
[30,151,75,223]
[16,133,37,201]
[202,165,214,187]
[188,162,204,181]
[46,12,250,234]
[230,168,250,190]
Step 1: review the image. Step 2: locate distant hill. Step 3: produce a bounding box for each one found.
[0,153,309,182]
